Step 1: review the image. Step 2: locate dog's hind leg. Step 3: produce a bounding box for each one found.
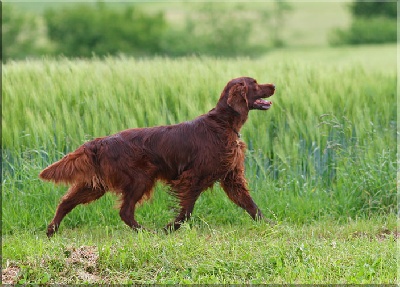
[47,183,105,238]
[164,190,201,233]
[164,171,212,233]
[118,177,155,232]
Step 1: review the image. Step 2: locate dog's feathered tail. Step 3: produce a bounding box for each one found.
[39,145,98,186]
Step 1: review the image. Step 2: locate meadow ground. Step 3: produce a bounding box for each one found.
[2,44,397,284]
[2,216,397,284]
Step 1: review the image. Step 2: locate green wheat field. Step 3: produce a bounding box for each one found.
[2,45,397,284]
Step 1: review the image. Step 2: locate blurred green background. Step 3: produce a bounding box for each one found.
[2,0,397,61]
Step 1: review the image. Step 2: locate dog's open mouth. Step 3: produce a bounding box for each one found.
[253,98,272,110]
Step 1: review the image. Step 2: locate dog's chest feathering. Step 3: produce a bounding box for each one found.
[221,138,246,172]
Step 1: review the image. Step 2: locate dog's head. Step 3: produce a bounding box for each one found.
[222,77,275,115]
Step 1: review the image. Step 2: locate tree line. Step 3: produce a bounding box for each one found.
[2,1,396,62]
[3,3,284,61]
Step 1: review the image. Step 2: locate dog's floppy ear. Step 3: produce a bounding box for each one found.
[227,82,249,115]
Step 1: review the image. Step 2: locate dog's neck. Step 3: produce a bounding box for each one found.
[208,104,248,137]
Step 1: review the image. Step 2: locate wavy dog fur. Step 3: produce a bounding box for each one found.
[40,77,275,237]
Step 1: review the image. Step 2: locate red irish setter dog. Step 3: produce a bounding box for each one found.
[40,77,275,237]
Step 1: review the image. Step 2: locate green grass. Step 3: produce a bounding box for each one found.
[264,44,397,74]
[2,45,397,283]
[2,216,397,284]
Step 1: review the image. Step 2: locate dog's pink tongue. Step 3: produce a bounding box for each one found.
[256,99,272,109]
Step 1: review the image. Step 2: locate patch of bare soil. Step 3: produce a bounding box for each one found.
[376,228,399,242]
[351,227,399,241]
[64,245,100,283]
[2,263,21,285]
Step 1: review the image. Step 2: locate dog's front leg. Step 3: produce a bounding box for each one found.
[220,169,268,222]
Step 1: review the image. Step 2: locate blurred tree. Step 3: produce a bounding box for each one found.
[44,3,167,57]
[161,3,258,57]
[329,0,396,45]
[270,0,292,48]
[161,3,283,57]
[350,1,397,19]
[2,5,47,61]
